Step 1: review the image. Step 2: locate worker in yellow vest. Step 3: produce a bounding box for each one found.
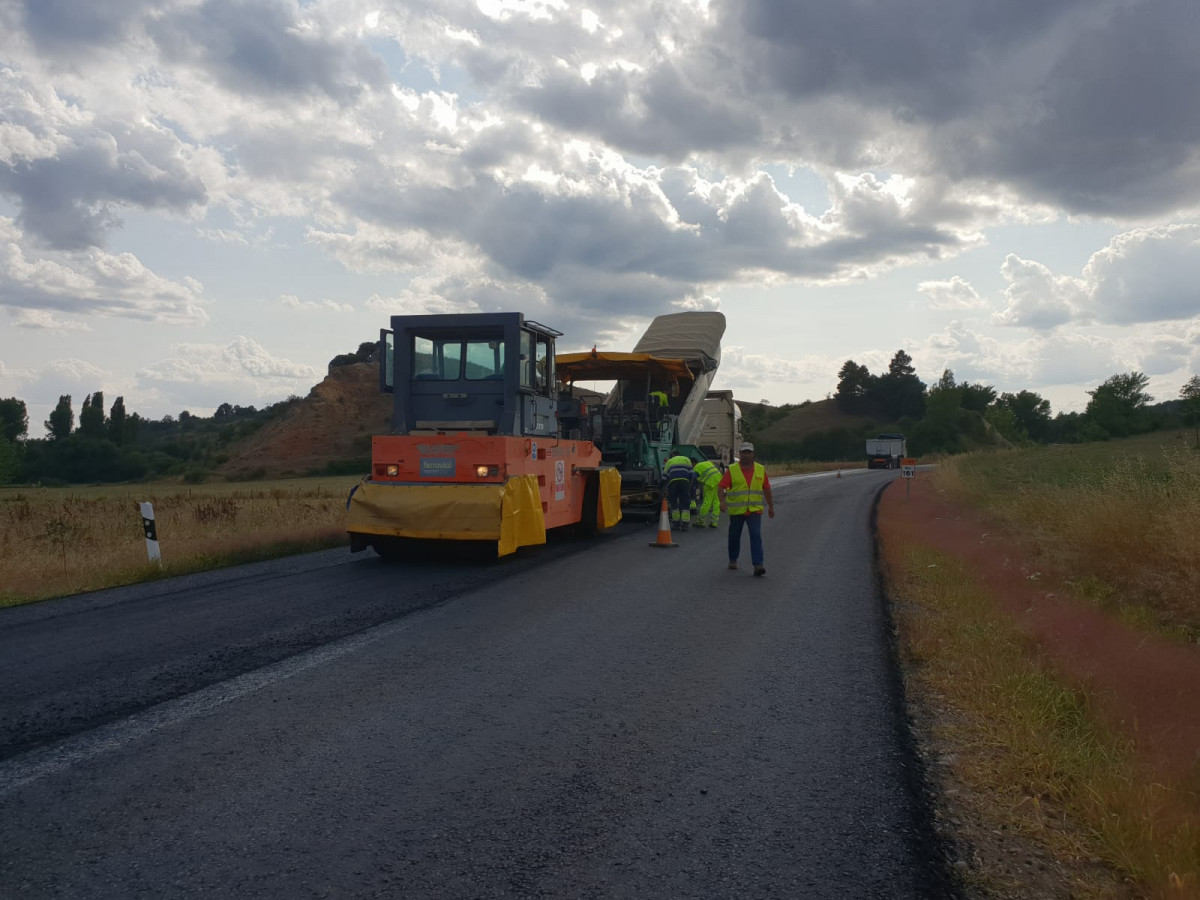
[718,442,775,576]
[692,458,722,527]
[662,451,696,531]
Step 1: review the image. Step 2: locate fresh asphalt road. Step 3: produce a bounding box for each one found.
[0,468,952,899]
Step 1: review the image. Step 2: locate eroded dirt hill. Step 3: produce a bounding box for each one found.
[220,363,391,479]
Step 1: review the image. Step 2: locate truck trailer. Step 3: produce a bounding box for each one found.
[866,433,907,469]
[345,313,622,559]
[698,390,742,466]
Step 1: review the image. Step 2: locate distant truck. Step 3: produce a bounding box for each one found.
[698,390,742,467]
[866,433,907,469]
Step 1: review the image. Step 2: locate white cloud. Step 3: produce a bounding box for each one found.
[7,308,91,331]
[996,226,1200,331]
[0,218,207,324]
[137,337,316,383]
[279,294,354,314]
[1083,225,1200,324]
[718,345,829,385]
[994,254,1087,330]
[196,228,249,245]
[918,276,988,311]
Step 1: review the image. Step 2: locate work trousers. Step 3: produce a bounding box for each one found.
[667,480,693,526]
[697,481,720,526]
[727,513,764,566]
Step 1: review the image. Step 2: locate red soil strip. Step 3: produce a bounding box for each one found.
[877,476,1200,785]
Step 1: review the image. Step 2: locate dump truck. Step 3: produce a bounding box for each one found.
[556,310,725,512]
[698,390,742,466]
[346,312,622,559]
[866,433,907,469]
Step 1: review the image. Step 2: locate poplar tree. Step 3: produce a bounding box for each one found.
[109,396,127,445]
[79,391,107,439]
[45,395,74,440]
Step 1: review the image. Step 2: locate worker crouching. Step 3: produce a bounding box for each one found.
[692,458,722,527]
[663,451,696,531]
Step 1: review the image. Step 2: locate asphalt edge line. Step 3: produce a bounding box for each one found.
[870,477,964,899]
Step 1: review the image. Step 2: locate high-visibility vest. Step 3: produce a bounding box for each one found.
[664,454,694,484]
[693,459,720,486]
[726,463,765,514]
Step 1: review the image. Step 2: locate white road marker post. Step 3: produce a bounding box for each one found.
[901,458,917,501]
[139,501,161,564]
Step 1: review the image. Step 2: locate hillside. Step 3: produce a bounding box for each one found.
[218,366,610,480]
[744,398,877,443]
[220,363,391,479]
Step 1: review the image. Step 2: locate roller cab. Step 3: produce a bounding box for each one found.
[346,313,620,558]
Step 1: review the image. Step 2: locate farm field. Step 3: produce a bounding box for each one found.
[0,476,363,608]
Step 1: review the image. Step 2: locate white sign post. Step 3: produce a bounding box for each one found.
[900,458,916,501]
[139,501,161,564]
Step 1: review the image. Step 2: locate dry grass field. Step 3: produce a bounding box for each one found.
[880,430,1200,897]
[0,476,363,608]
[936,431,1200,638]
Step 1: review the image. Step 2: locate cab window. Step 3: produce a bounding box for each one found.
[383,331,395,391]
[412,336,463,380]
[534,335,552,393]
[465,339,505,380]
[519,331,535,389]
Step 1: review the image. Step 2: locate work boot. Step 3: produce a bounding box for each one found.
[728,560,738,570]
[753,565,766,577]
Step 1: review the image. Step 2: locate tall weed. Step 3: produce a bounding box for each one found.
[888,546,1199,897]
[938,439,1200,637]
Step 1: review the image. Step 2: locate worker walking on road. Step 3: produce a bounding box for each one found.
[718,442,775,576]
[692,458,722,527]
[663,451,697,531]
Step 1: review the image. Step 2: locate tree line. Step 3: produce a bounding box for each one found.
[1,346,1197,483]
[0,392,302,486]
[0,343,380,485]
[744,350,1200,462]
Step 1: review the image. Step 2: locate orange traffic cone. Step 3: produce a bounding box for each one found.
[649,497,678,549]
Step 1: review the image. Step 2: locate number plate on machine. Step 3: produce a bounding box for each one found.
[420,458,456,477]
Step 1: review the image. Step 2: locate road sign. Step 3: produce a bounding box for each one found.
[901,457,916,466]
[901,464,916,479]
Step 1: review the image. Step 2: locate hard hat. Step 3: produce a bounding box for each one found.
[739,442,755,452]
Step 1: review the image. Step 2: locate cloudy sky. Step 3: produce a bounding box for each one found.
[3,0,1199,433]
